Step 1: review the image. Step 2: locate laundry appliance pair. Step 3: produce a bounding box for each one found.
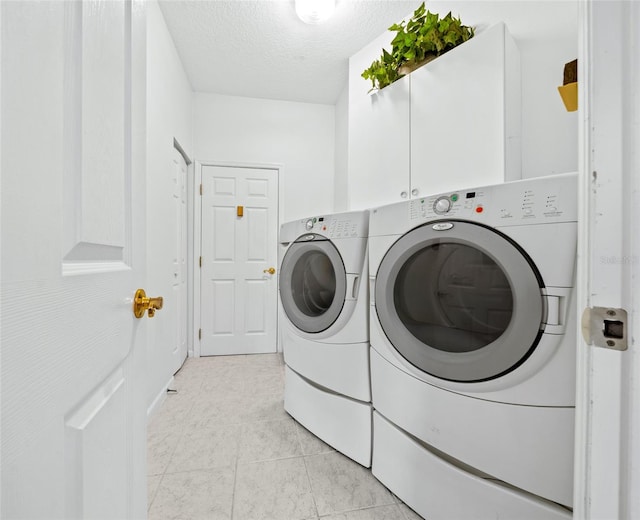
[368,172,577,519]
[278,210,371,467]
[278,173,578,519]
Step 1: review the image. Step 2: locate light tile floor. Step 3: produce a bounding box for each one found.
[147,353,423,520]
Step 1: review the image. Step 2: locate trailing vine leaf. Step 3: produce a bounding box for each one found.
[361,3,474,92]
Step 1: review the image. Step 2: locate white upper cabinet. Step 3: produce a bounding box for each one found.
[347,22,521,210]
[410,22,521,197]
[348,29,411,211]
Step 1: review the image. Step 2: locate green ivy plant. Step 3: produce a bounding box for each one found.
[362,3,474,92]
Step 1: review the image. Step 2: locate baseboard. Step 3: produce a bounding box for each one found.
[146,375,175,421]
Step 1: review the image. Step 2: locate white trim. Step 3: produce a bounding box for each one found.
[172,138,193,359]
[191,160,202,357]
[575,1,640,517]
[62,261,131,276]
[192,160,284,357]
[193,161,202,357]
[173,137,192,166]
[146,376,173,421]
[573,1,591,515]
[624,5,640,517]
[185,158,196,358]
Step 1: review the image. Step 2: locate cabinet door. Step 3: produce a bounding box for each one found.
[348,34,411,211]
[410,22,521,197]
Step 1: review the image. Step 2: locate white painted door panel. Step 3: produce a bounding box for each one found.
[1,1,147,518]
[200,165,278,355]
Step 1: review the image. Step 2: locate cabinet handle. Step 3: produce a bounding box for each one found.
[400,191,408,199]
[411,188,419,196]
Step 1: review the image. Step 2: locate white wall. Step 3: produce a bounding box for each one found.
[146,0,194,414]
[193,93,335,222]
[334,84,350,212]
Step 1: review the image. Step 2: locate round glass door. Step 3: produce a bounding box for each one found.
[376,221,545,382]
[280,236,347,333]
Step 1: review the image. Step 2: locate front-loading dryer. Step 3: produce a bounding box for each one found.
[279,210,371,466]
[369,173,577,518]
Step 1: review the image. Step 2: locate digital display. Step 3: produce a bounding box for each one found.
[466,192,476,199]
[318,217,324,222]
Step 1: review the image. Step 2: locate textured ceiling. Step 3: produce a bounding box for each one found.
[158,0,419,105]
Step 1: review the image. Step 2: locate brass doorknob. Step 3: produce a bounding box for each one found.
[133,289,164,318]
[263,267,276,275]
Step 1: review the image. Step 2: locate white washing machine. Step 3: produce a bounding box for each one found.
[368,173,577,519]
[279,210,371,466]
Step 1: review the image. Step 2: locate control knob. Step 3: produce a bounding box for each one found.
[305,219,314,230]
[433,196,452,215]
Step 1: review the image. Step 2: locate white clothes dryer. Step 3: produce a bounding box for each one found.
[369,173,577,518]
[279,210,371,466]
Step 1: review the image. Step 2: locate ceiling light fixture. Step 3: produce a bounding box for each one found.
[295,0,336,24]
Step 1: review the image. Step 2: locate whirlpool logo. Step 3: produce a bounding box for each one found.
[432,223,454,231]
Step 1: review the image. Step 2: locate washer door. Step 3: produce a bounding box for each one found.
[375,221,545,382]
[280,235,347,334]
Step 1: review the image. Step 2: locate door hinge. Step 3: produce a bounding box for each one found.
[199,256,202,268]
[198,328,202,341]
[199,183,203,196]
[581,306,628,351]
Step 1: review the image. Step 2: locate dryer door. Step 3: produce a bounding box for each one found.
[280,234,347,334]
[375,220,545,382]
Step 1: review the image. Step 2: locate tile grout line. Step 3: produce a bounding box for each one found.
[297,424,320,520]
[229,443,240,519]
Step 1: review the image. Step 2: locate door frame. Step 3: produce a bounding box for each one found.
[171,137,194,364]
[192,160,284,357]
[574,1,640,517]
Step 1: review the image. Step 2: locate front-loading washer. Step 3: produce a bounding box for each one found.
[279,210,371,466]
[369,173,577,518]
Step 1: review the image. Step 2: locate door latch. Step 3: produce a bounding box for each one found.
[581,306,628,351]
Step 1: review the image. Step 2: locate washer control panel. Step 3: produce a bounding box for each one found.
[410,190,487,221]
[406,173,577,227]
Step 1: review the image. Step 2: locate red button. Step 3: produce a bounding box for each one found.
[475,206,484,213]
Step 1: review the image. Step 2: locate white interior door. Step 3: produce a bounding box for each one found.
[1,1,147,518]
[146,138,189,415]
[200,165,279,355]
[171,146,189,370]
